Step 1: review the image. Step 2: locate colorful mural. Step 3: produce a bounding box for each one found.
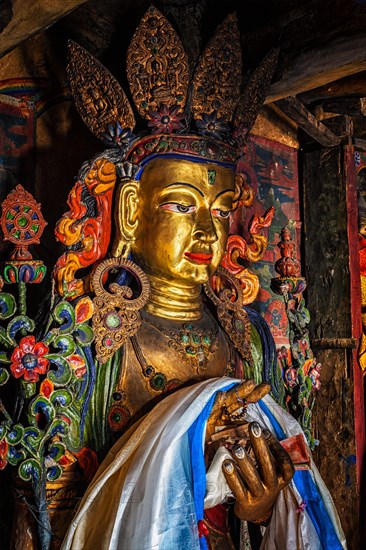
[232,135,300,346]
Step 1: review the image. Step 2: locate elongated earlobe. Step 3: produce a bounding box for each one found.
[112,179,140,257]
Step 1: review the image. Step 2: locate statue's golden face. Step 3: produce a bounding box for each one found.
[132,157,236,285]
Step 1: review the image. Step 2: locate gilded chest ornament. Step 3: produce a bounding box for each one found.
[144,318,219,371]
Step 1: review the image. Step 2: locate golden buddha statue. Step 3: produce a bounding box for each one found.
[44,7,345,549]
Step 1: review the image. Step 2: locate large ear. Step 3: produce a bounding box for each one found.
[67,41,136,141]
[126,5,189,119]
[192,13,242,123]
[112,179,140,257]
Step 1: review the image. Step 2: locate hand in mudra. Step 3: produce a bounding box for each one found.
[206,380,294,523]
[205,379,271,442]
[223,422,294,523]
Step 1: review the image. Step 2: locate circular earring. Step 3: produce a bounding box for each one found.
[203,266,252,363]
[91,257,150,363]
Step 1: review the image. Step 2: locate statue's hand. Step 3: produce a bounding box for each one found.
[205,380,271,443]
[222,422,294,523]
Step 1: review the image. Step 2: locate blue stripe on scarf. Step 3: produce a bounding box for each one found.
[188,382,238,550]
[258,400,343,550]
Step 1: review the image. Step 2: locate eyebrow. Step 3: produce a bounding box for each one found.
[165,182,204,197]
[215,189,235,199]
[165,183,234,199]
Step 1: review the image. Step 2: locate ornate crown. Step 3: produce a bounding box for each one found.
[67,6,279,166]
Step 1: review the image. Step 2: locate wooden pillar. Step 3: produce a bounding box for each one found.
[303,142,364,549]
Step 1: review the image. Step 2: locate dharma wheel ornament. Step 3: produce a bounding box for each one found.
[1,184,47,285]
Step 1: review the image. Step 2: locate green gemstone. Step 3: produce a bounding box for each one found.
[180,334,190,344]
[17,216,28,228]
[176,94,183,101]
[185,324,194,331]
[233,318,245,334]
[13,230,20,239]
[23,206,31,212]
[6,211,14,220]
[105,313,122,329]
[202,335,211,345]
[159,139,168,148]
[150,373,167,390]
[191,333,201,345]
[151,47,158,54]
[31,224,39,232]
[141,101,148,109]
[208,169,216,185]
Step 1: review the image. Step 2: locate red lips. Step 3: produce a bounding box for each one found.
[184,252,213,265]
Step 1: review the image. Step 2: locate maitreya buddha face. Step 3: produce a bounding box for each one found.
[131,156,236,286]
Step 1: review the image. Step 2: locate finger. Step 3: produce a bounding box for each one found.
[245,383,271,403]
[231,445,264,498]
[226,382,270,414]
[264,430,295,486]
[222,459,248,503]
[224,380,256,412]
[249,422,277,488]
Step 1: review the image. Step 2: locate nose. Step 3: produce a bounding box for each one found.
[193,209,218,243]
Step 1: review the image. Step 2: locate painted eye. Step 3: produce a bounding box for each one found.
[212,209,231,219]
[160,203,196,214]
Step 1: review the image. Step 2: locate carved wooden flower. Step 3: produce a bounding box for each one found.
[147,104,186,134]
[10,336,49,382]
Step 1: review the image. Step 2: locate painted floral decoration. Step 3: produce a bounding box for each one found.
[147,104,186,134]
[196,111,230,140]
[101,122,135,151]
[308,362,322,390]
[10,336,49,382]
[284,367,297,388]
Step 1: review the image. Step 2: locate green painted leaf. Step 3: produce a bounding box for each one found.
[50,389,73,409]
[7,316,35,341]
[0,351,10,364]
[22,380,36,398]
[0,368,9,386]
[74,323,94,346]
[0,293,17,320]
[18,458,42,482]
[52,301,75,335]
[53,335,76,357]
[29,396,55,427]
[23,427,43,452]
[6,424,24,445]
[47,441,66,462]
[0,327,14,348]
[7,447,25,466]
[45,355,72,386]
[46,464,63,481]
[0,424,8,439]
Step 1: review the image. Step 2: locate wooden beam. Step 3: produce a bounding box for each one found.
[315,97,366,117]
[0,0,87,58]
[276,96,341,147]
[299,71,366,103]
[266,35,366,104]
